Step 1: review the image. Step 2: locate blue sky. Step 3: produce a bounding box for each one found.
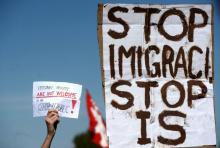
[0,0,219,148]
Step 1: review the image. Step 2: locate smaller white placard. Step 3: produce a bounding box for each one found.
[33,81,82,118]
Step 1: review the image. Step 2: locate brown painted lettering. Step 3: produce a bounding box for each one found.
[109,44,115,79]
[188,46,203,79]
[145,45,161,78]
[189,8,208,42]
[162,45,175,77]
[137,46,143,77]
[111,80,134,110]
[136,110,151,145]
[188,80,207,107]
[174,46,188,78]
[133,7,160,43]
[161,80,185,108]
[119,45,136,78]
[158,9,188,41]
[145,47,150,77]
[205,47,210,79]
[108,6,129,39]
[158,110,186,145]
[136,81,158,109]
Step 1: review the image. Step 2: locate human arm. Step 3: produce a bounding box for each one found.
[41,109,60,148]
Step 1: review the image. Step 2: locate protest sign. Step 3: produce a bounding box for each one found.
[33,81,82,118]
[98,3,216,148]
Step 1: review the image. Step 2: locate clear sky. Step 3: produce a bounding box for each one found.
[0,0,219,148]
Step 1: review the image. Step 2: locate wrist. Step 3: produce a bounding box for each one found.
[47,129,56,137]
[47,132,55,138]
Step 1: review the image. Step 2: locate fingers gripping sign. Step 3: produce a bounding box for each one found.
[41,109,60,148]
[45,109,60,136]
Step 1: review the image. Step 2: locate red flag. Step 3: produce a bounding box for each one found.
[86,90,108,148]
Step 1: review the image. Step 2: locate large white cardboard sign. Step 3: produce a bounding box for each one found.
[98,4,216,148]
[33,81,82,118]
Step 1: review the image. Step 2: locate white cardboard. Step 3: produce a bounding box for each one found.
[100,4,216,148]
[33,81,82,118]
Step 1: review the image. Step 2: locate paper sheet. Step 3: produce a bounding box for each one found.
[33,81,82,118]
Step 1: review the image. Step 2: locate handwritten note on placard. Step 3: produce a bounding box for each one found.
[33,81,82,118]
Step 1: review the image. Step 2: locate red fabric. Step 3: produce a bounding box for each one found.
[86,90,108,148]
